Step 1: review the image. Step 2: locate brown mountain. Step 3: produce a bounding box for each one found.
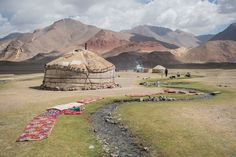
[0,19,179,62]
[183,23,236,63]
[0,18,100,61]
[85,29,130,55]
[103,41,170,58]
[210,23,236,41]
[123,25,201,47]
[183,40,236,63]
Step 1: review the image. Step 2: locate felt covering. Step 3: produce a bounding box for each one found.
[48,102,83,111]
[45,49,114,73]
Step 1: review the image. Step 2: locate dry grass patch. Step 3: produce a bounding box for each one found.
[115,82,236,157]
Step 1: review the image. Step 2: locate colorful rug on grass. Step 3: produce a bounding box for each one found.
[17,109,62,142]
[63,109,81,115]
[17,98,103,142]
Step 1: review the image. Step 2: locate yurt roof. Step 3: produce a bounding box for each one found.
[45,49,114,73]
[153,65,166,70]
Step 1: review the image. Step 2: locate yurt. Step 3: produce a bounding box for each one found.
[152,65,166,73]
[41,49,116,90]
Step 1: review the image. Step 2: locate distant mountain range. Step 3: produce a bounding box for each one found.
[0,18,235,68]
[196,34,214,43]
[0,19,183,62]
[182,23,236,63]
[123,25,203,47]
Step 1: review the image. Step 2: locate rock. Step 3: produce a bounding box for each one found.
[143,147,149,152]
[105,118,116,124]
[169,75,176,79]
[178,90,187,94]
[120,126,128,131]
[110,153,119,157]
[153,97,159,102]
[185,72,191,78]
[189,90,197,93]
[139,82,144,85]
[210,91,221,95]
[104,147,110,153]
[89,145,95,149]
[139,98,144,102]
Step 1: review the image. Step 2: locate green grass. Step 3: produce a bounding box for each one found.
[0,97,116,157]
[1,75,235,157]
[0,80,12,90]
[115,80,236,157]
[142,77,223,93]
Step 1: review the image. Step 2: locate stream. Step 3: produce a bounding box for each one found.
[91,92,214,157]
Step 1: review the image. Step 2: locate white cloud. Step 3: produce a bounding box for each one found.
[0,0,236,37]
[0,14,15,37]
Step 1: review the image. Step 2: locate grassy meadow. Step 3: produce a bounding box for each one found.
[115,79,236,157]
[0,70,236,157]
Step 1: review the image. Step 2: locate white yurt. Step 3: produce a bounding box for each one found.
[152,65,166,73]
[41,49,116,90]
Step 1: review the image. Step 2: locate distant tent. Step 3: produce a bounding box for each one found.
[135,64,144,72]
[41,49,116,90]
[152,65,166,73]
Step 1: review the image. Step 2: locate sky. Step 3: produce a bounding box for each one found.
[0,0,235,37]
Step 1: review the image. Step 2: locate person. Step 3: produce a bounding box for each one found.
[165,68,168,77]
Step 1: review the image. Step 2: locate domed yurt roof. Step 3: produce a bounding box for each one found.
[153,65,166,70]
[45,49,114,73]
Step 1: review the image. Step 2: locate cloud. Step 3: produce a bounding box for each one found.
[0,0,235,37]
[217,0,236,13]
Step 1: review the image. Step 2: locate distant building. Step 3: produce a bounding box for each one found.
[135,64,144,72]
[152,65,166,73]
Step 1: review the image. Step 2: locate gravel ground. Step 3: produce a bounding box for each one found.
[92,102,148,157]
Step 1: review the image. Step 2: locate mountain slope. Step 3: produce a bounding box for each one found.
[183,40,236,63]
[85,29,130,55]
[183,23,236,63]
[210,23,236,41]
[196,34,214,43]
[0,19,180,62]
[0,18,100,61]
[123,25,200,47]
[103,41,171,58]
[106,51,180,69]
[0,32,23,41]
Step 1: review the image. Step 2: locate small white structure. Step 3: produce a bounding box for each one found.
[152,65,166,73]
[135,64,144,72]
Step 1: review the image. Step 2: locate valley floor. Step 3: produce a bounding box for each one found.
[0,69,236,156]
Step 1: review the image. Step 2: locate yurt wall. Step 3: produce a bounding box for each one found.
[43,67,115,90]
